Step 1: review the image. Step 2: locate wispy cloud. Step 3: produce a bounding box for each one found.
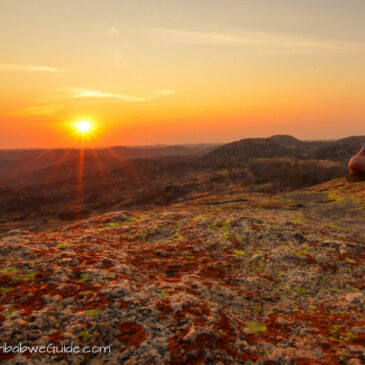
[106,25,119,36]
[16,88,176,116]
[153,89,175,96]
[0,64,61,72]
[16,104,64,116]
[149,28,365,54]
[67,88,175,102]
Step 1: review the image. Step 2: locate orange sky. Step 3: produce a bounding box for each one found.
[1,0,365,148]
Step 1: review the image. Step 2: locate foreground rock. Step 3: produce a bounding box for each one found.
[0,179,364,364]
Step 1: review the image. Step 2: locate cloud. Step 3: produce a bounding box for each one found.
[16,104,64,116]
[0,64,61,72]
[107,25,119,36]
[67,88,175,102]
[149,28,365,54]
[153,89,175,96]
[17,88,176,116]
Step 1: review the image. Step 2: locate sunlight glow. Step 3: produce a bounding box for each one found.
[75,120,92,134]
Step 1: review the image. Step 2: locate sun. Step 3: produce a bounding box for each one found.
[75,120,92,134]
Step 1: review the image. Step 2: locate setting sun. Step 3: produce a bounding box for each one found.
[75,121,92,134]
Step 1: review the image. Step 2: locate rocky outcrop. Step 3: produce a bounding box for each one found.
[0,179,364,364]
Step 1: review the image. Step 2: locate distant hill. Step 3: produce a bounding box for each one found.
[205,134,365,164]
[313,136,365,162]
[0,134,363,220]
[205,137,290,164]
[267,134,304,148]
[0,144,219,187]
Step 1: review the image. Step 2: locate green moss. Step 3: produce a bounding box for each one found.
[339,331,356,341]
[233,249,245,257]
[345,284,359,292]
[345,257,356,264]
[192,216,205,221]
[87,309,99,317]
[0,287,12,293]
[253,257,266,272]
[327,192,344,204]
[245,321,267,333]
[2,266,18,274]
[222,220,231,228]
[208,221,219,230]
[13,275,22,283]
[292,249,308,258]
[296,287,308,294]
[23,273,36,281]
[288,216,306,225]
[173,233,184,241]
[3,309,15,317]
[161,289,169,298]
[326,222,348,232]
[80,330,93,342]
[80,272,89,283]
[107,217,138,228]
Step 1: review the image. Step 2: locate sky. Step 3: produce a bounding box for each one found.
[0,0,365,148]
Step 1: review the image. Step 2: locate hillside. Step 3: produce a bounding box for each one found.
[0,178,364,364]
[206,135,365,165]
[313,136,365,162]
[1,134,359,228]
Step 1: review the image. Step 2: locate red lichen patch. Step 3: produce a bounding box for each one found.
[49,331,66,342]
[229,238,242,250]
[1,281,105,315]
[119,322,148,348]
[119,298,132,308]
[304,254,317,265]
[199,262,232,285]
[291,309,359,338]
[347,331,365,347]
[262,313,292,344]
[156,299,173,318]
[245,334,260,345]
[338,251,365,265]
[215,312,259,362]
[75,249,99,265]
[290,308,364,363]
[101,258,114,268]
[319,261,338,272]
[82,293,112,310]
[0,352,15,361]
[34,269,54,281]
[218,313,235,336]
[167,328,215,365]
[256,273,274,282]
[174,303,210,326]
[34,248,54,258]
[186,287,201,296]
[0,274,12,284]
[293,358,317,365]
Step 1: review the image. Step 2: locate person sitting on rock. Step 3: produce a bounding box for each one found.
[348,145,365,179]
